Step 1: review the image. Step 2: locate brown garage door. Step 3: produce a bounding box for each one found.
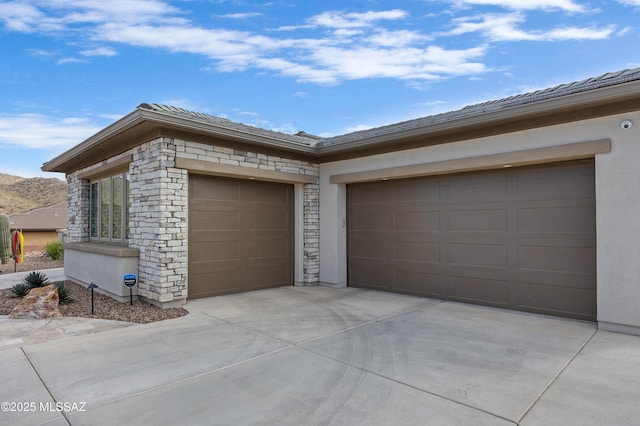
[189,175,293,299]
[348,160,596,320]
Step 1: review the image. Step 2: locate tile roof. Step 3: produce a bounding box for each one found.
[318,67,640,147]
[45,66,640,175]
[8,202,67,231]
[138,68,640,150]
[138,103,322,147]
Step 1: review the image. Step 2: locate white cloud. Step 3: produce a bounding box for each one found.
[448,12,616,41]
[618,0,640,5]
[446,0,587,12]
[367,30,431,47]
[1,1,619,87]
[57,57,84,64]
[80,46,117,56]
[0,113,102,149]
[27,48,57,58]
[307,9,408,29]
[219,12,262,19]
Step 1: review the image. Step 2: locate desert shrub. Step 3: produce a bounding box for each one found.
[55,282,72,304]
[11,282,31,298]
[45,240,64,260]
[22,271,49,288]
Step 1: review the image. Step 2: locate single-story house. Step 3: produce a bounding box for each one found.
[8,202,67,252]
[43,67,640,336]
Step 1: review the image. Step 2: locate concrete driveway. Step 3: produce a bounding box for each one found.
[2,286,639,425]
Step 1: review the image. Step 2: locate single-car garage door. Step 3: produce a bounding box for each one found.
[189,175,293,299]
[348,160,596,321]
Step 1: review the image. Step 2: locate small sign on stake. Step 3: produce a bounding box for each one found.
[123,274,137,306]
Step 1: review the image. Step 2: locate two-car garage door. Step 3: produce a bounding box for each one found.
[348,160,597,321]
[187,161,596,320]
[189,175,293,299]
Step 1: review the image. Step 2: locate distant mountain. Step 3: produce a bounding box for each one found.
[0,173,67,215]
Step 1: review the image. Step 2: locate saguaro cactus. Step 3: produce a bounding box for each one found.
[0,214,10,264]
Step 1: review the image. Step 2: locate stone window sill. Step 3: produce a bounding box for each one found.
[64,242,139,258]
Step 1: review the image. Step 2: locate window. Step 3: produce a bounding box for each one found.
[90,173,130,242]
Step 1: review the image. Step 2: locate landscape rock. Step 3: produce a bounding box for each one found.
[9,284,62,319]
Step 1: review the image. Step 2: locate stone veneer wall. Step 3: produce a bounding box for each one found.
[128,138,189,304]
[303,184,320,283]
[65,175,90,243]
[66,137,320,306]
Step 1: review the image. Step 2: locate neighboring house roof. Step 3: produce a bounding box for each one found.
[8,202,67,231]
[42,67,640,173]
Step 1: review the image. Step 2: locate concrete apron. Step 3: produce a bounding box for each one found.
[1,286,639,426]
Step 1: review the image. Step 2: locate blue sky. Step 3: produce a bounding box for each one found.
[1,0,639,180]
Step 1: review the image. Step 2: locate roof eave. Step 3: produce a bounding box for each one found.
[42,107,317,174]
[42,110,145,173]
[142,108,317,153]
[317,79,640,155]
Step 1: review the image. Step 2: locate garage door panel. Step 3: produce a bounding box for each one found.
[348,160,596,320]
[517,206,595,234]
[516,282,596,319]
[394,241,440,262]
[448,243,509,268]
[518,245,596,274]
[192,178,239,201]
[247,238,291,259]
[517,270,596,289]
[189,231,241,244]
[349,265,393,290]
[447,275,509,305]
[247,211,290,231]
[350,209,393,231]
[190,240,240,263]
[191,210,240,231]
[189,175,293,299]
[394,180,439,202]
[446,172,508,202]
[241,182,290,203]
[349,181,393,204]
[245,264,291,283]
[349,238,393,260]
[393,270,441,296]
[190,259,242,275]
[448,209,508,232]
[190,271,243,298]
[394,210,439,232]
[516,166,595,199]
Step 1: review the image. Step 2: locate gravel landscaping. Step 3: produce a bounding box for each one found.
[0,251,63,274]
[0,252,188,323]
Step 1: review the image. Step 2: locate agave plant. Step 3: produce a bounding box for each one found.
[55,282,72,304]
[11,282,31,298]
[22,271,49,289]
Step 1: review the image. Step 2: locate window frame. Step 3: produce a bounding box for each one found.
[89,172,130,243]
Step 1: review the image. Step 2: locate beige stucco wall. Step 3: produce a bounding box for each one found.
[21,231,58,252]
[64,245,139,302]
[319,111,640,334]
